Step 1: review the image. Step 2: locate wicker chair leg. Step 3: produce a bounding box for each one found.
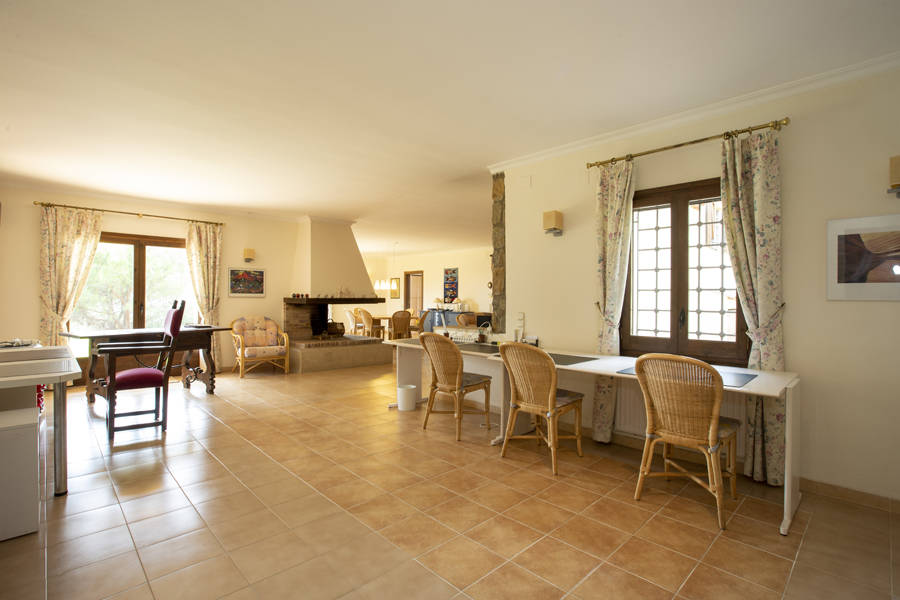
[728,436,737,499]
[663,442,671,481]
[454,392,462,442]
[710,449,726,529]
[483,384,491,430]
[548,415,559,475]
[422,387,437,430]
[500,407,518,457]
[532,414,540,447]
[634,436,655,500]
[239,357,245,378]
[574,403,583,457]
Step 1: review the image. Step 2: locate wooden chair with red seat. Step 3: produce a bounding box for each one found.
[93,300,185,440]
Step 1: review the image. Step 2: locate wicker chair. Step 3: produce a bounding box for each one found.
[411,309,432,335]
[345,309,365,335]
[633,353,738,529]
[499,342,583,475]
[456,312,477,327]
[389,310,411,340]
[230,316,290,378]
[358,308,384,338]
[420,333,491,441]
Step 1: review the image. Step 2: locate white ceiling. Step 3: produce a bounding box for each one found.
[2,1,899,253]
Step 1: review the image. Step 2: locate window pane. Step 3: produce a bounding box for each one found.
[687,198,739,341]
[630,204,672,338]
[69,242,134,356]
[145,246,200,327]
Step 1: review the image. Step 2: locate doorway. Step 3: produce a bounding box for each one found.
[404,271,423,315]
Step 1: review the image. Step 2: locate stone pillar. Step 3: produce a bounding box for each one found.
[491,172,506,333]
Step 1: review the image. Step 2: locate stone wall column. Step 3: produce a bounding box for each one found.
[491,172,506,333]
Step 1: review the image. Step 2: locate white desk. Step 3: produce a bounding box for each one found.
[0,346,82,496]
[387,339,801,535]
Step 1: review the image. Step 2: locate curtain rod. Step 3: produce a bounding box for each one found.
[585,117,790,169]
[32,201,224,226]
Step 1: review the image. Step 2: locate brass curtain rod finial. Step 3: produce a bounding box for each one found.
[32,201,224,226]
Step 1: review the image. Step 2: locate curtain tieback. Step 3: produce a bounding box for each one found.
[40,299,68,323]
[746,302,785,345]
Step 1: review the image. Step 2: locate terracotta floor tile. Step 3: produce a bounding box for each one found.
[722,514,802,559]
[431,468,490,494]
[207,508,288,551]
[45,504,125,545]
[321,478,385,508]
[419,536,505,589]
[43,486,118,520]
[182,475,246,505]
[513,536,600,590]
[466,515,543,558]
[270,493,342,528]
[229,531,317,583]
[636,514,716,558]
[349,493,417,530]
[536,482,600,513]
[137,528,224,580]
[251,555,355,600]
[572,562,670,600]
[609,536,696,592]
[497,470,555,495]
[394,480,459,510]
[128,505,205,547]
[293,511,372,554]
[47,551,146,600]
[321,531,410,588]
[343,560,457,600]
[149,554,247,600]
[679,563,779,600]
[194,490,266,525]
[106,583,155,599]
[465,458,520,480]
[503,497,575,533]
[607,480,675,510]
[250,477,316,506]
[465,483,528,513]
[550,515,628,559]
[582,497,655,533]
[120,489,191,523]
[380,513,457,555]
[783,563,888,600]
[47,524,135,575]
[660,496,728,533]
[703,537,792,592]
[428,496,497,532]
[796,523,892,593]
[465,562,563,600]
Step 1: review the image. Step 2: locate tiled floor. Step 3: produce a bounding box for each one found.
[2,364,897,599]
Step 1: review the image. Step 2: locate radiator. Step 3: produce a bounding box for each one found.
[612,379,747,458]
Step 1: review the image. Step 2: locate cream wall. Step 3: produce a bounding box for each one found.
[503,67,900,499]
[0,182,299,368]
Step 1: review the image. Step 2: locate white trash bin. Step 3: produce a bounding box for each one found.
[397,385,417,411]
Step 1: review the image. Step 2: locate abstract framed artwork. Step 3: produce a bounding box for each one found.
[827,214,900,300]
[443,267,458,302]
[228,268,266,297]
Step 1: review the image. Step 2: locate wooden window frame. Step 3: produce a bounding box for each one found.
[98,232,186,329]
[620,178,750,366]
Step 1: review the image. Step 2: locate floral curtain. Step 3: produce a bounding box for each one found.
[186,221,223,369]
[592,160,635,442]
[721,130,786,485]
[39,206,103,346]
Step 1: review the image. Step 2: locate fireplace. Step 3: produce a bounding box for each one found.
[283,297,384,341]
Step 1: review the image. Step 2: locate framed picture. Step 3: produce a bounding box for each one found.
[827,214,900,301]
[390,277,400,299]
[228,268,266,297]
[443,268,458,302]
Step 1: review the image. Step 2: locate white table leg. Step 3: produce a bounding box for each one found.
[53,382,68,496]
[389,345,423,409]
[780,379,801,535]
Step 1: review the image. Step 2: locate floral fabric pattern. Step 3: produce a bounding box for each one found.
[39,206,102,346]
[186,222,223,368]
[592,160,635,442]
[721,130,786,485]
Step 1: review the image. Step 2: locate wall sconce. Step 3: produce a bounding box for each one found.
[890,155,900,197]
[243,248,256,263]
[543,210,563,236]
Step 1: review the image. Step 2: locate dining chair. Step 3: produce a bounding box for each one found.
[345,309,365,335]
[498,342,583,475]
[358,308,383,338]
[632,353,738,529]
[389,310,411,339]
[94,300,185,440]
[420,332,491,441]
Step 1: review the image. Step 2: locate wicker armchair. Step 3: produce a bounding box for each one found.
[389,310,411,340]
[230,316,289,378]
[420,333,491,441]
[498,342,583,475]
[358,308,383,338]
[632,353,738,529]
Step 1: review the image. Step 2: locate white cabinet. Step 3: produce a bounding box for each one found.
[0,407,40,541]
